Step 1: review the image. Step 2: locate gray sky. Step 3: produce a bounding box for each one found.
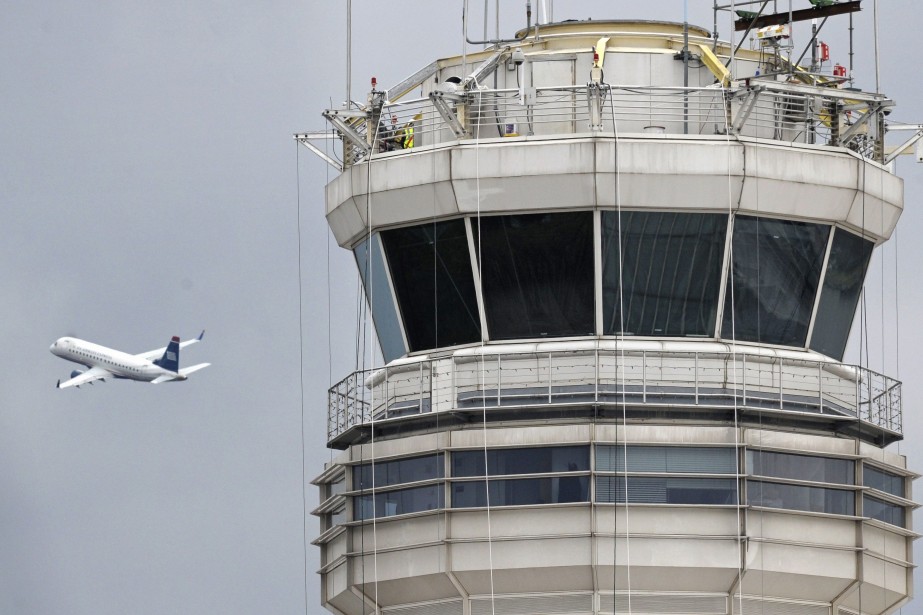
[2,2,922,613]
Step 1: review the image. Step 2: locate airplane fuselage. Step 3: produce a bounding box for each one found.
[50,337,185,383]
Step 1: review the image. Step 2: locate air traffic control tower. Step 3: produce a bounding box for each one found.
[301,9,919,615]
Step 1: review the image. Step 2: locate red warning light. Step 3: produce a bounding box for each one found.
[833,64,846,78]
[820,41,830,62]
[371,76,377,89]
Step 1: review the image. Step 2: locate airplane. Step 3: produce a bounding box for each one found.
[50,331,210,389]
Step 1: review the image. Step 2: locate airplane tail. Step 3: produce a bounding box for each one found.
[153,336,181,372]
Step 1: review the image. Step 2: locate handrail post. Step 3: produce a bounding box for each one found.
[818,363,823,414]
[642,350,647,404]
[419,361,424,415]
[595,347,599,403]
[779,358,784,410]
[695,352,699,406]
[497,354,502,406]
[742,354,747,406]
[548,352,553,404]
[856,367,861,420]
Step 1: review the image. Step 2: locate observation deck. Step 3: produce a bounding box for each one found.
[304,17,917,615]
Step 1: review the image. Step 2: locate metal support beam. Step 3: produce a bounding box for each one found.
[837,104,879,146]
[732,86,763,133]
[294,132,342,172]
[885,125,923,165]
[734,0,862,30]
[587,83,606,131]
[462,47,510,89]
[322,109,371,157]
[386,60,439,102]
[430,91,468,137]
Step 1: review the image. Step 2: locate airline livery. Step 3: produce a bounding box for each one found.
[50,331,210,389]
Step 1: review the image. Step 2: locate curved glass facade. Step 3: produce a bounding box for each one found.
[474,212,595,340]
[722,216,830,347]
[381,220,481,351]
[809,228,874,360]
[353,213,873,361]
[603,212,726,337]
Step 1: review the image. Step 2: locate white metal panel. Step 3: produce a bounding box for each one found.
[732,596,829,615]
[595,506,739,537]
[470,592,593,615]
[751,512,857,549]
[383,599,464,615]
[601,591,727,614]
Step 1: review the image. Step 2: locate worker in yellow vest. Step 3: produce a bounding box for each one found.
[401,124,414,149]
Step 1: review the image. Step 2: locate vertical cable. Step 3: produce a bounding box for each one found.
[472,81,498,615]
[720,68,747,615]
[296,141,309,615]
[363,104,383,615]
[607,84,632,615]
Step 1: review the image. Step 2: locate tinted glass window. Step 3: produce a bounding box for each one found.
[452,446,589,477]
[452,476,589,507]
[473,213,594,340]
[353,454,444,490]
[748,450,854,485]
[354,235,407,362]
[722,216,829,346]
[602,212,726,337]
[864,465,905,498]
[810,229,874,360]
[748,480,854,515]
[597,446,736,474]
[596,476,737,504]
[864,495,905,527]
[381,220,481,351]
[355,484,444,519]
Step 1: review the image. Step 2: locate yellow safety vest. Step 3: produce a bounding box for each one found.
[403,126,414,149]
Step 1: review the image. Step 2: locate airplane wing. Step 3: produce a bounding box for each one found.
[137,330,205,361]
[150,363,210,384]
[57,366,113,389]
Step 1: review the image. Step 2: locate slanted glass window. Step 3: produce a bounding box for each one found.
[597,476,736,504]
[355,484,444,519]
[810,228,874,360]
[596,445,737,474]
[354,235,407,362]
[864,495,906,527]
[353,454,444,490]
[381,220,481,351]
[748,450,854,485]
[748,480,854,515]
[473,212,594,340]
[452,446,589,477]
[602,212,727,337]
[452,476,589,507]
[722,216,830,347]
[864,465,906,498]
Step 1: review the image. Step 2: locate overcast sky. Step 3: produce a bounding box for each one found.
[2,2,922,614]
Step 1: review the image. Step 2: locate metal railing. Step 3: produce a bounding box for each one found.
[318,81,890,168]
[327,349,902,441]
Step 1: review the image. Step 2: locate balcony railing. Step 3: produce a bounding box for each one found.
[327,349,901,442]
[314,81,891,169]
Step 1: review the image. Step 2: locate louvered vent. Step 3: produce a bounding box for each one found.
[732,596,830,615]
[382,598,463,615]
[470,592,593,615]
[600,592,727,614]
